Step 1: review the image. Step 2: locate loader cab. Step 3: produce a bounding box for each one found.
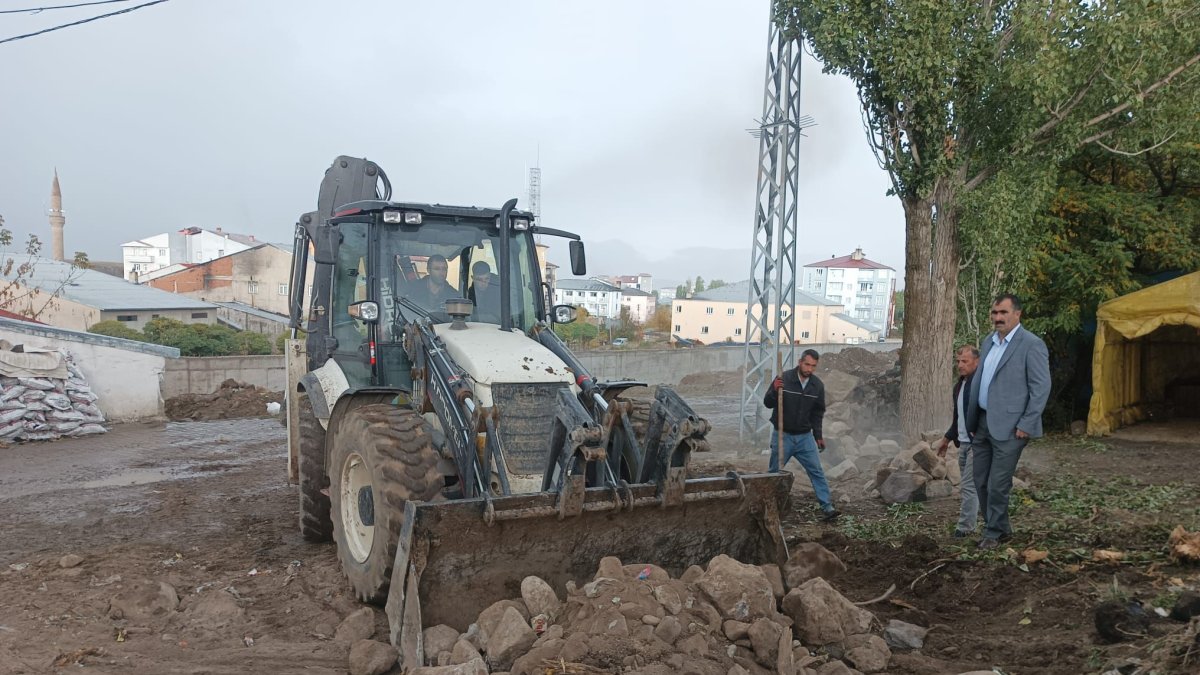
[294,201,553,392]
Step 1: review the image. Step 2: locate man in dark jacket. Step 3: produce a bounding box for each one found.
[764,349,837,521]
[934,345,980,538]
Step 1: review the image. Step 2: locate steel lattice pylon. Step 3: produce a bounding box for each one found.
[739,16,813,443]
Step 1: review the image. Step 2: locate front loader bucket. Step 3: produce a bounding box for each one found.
[384,470,792,666]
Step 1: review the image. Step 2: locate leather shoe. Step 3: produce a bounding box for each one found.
[977,537,1000,550]
[952,529,971,539]
[820,509,840,523]
[998,533,1013,543]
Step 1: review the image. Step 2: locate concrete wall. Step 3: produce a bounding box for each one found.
[0,318,179,421]
[158,342,900,397]
[161,354,287,399]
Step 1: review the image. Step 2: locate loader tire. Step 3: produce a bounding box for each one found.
[296,393,332,542]
[328,404,441,604]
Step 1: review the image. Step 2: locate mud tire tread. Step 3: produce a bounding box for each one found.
[297,393,332,542]
[329,404,441,604]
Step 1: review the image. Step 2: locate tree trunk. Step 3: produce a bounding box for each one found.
[898,178,961,443]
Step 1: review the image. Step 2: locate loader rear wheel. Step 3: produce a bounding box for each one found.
[328,404,441,603]
[297,392,332,542]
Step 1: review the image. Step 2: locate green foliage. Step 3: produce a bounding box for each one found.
[142,317,272,356]
[675,284,688,299]
[837,502,930,543]
[88,320,146,342]
[694,276,706,293]
[552,320,599,347]
[708,279,725,290]
[275,329,306,354]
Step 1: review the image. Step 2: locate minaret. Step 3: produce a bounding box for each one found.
[48,170,66,261]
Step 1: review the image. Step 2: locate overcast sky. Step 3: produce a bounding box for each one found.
[0,0,903,288]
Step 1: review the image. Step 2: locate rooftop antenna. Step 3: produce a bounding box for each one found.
[528,145,542,244]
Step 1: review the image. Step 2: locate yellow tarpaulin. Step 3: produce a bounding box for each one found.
[1088,271,1200,435]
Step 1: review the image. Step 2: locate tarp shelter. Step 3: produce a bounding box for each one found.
[1088,271,1200,435]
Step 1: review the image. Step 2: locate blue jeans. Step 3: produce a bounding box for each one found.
[769,431,834,512]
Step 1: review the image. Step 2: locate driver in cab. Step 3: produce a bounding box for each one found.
[411,254,459,312]
[468,260,501,322]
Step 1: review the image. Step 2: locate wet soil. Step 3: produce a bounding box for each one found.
[164,379,283,422]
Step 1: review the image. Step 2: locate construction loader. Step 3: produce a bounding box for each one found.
[284,156,793,666]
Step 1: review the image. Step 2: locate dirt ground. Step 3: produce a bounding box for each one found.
[1,407,1199,673]
[163,380,283,422]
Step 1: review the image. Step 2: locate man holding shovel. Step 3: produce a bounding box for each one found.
[764,349,838,522]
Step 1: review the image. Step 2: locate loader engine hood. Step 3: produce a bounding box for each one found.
[431,322,575,407]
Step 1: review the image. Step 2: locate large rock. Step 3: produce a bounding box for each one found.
[449,639,482,665]
[410,658,489,675]
[911,445,940,474]
[485,606,536,669]
[859,436,882,458]
[842,634,891,673]
[920,430,944,444]
[747,618,783,666]
[878,439,901,456]
[822,371,860,404]
[878,471,928,504]
[477,599,529,645]
[816,660,863,675]
[334,607,377,643]
[696,555,778,623]
[925,479,954,500]
[782,578,874,645]
[107,579,178,620]
[783,543,847,589]
[840,436,861,457]
[883,619,928,650]
[826,459,860,482]
[825,419,851,438]
[821,447,848,469]
[520,576,561,620]
[348,639,397,675]
[422,625,460,664]
[654,614,682,644]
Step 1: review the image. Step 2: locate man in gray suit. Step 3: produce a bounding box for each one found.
[965,294,1051,550]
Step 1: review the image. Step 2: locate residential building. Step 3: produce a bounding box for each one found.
[618,287,654,324]
[828,313,883,343]
[553,278,622,322]
[144,243,309,317]
[801,248,897,334]
[671,280,846,344]
[603,273,654,292]
[121,226,259,281]
[0,257,216,331]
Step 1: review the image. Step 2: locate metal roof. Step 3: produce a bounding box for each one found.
[1,257,216,311]
[687,280,841,306]
[213,301,290,324]
[832,312,883,332]
[556,278,620,292]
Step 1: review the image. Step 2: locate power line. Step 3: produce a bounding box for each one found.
[0,0,169,46]
[0,1,132,15]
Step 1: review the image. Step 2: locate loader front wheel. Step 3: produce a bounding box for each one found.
[297,392,332,542]
[328,404,441,603]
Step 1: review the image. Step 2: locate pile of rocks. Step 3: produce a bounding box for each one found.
[346,547,913,675]
[0,352,106,442]
[868,437,961,504]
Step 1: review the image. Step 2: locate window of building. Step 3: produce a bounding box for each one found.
[701,326,709,334]
[218,249,225,257]
[874,310,884,321]
[674,324,681,332]
[116,315,138,322]
[815,281,823,288]
[801,331,810,338]
[590,292,597,297]
[278,284,288,295]
[676,306,682,313]
[152,314,160,319]
[859,282,872,292]
[734,328,743,336]
[131,263,141,272]
[248,281,259,294]
[828,282,842,291]
[816,269,824,275]
[158,248,166,257]
[191,312,208,319]
[829,295,842,303]
[726,308,735,315]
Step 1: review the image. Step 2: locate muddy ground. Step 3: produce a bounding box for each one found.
[1,408,1199,673]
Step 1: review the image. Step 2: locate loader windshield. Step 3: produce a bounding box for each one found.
[380,217,542,333]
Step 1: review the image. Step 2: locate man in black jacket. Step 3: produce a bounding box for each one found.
[764,349,838,521]
[934,345,980,538]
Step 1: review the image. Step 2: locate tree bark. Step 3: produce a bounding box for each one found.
[898,178,961,443]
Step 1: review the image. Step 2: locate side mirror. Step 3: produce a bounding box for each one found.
[552,304,578,324]
[569,240,586,276]
[347,301,380,322]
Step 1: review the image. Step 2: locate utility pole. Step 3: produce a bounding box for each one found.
[739,12,814,443]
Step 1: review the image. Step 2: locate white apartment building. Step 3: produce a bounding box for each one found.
[801,248,897,333]
[618,287,654,324]
[553,278,622,322]
[121,226,258,281]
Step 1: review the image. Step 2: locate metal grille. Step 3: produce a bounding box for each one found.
[491,382,570,475]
